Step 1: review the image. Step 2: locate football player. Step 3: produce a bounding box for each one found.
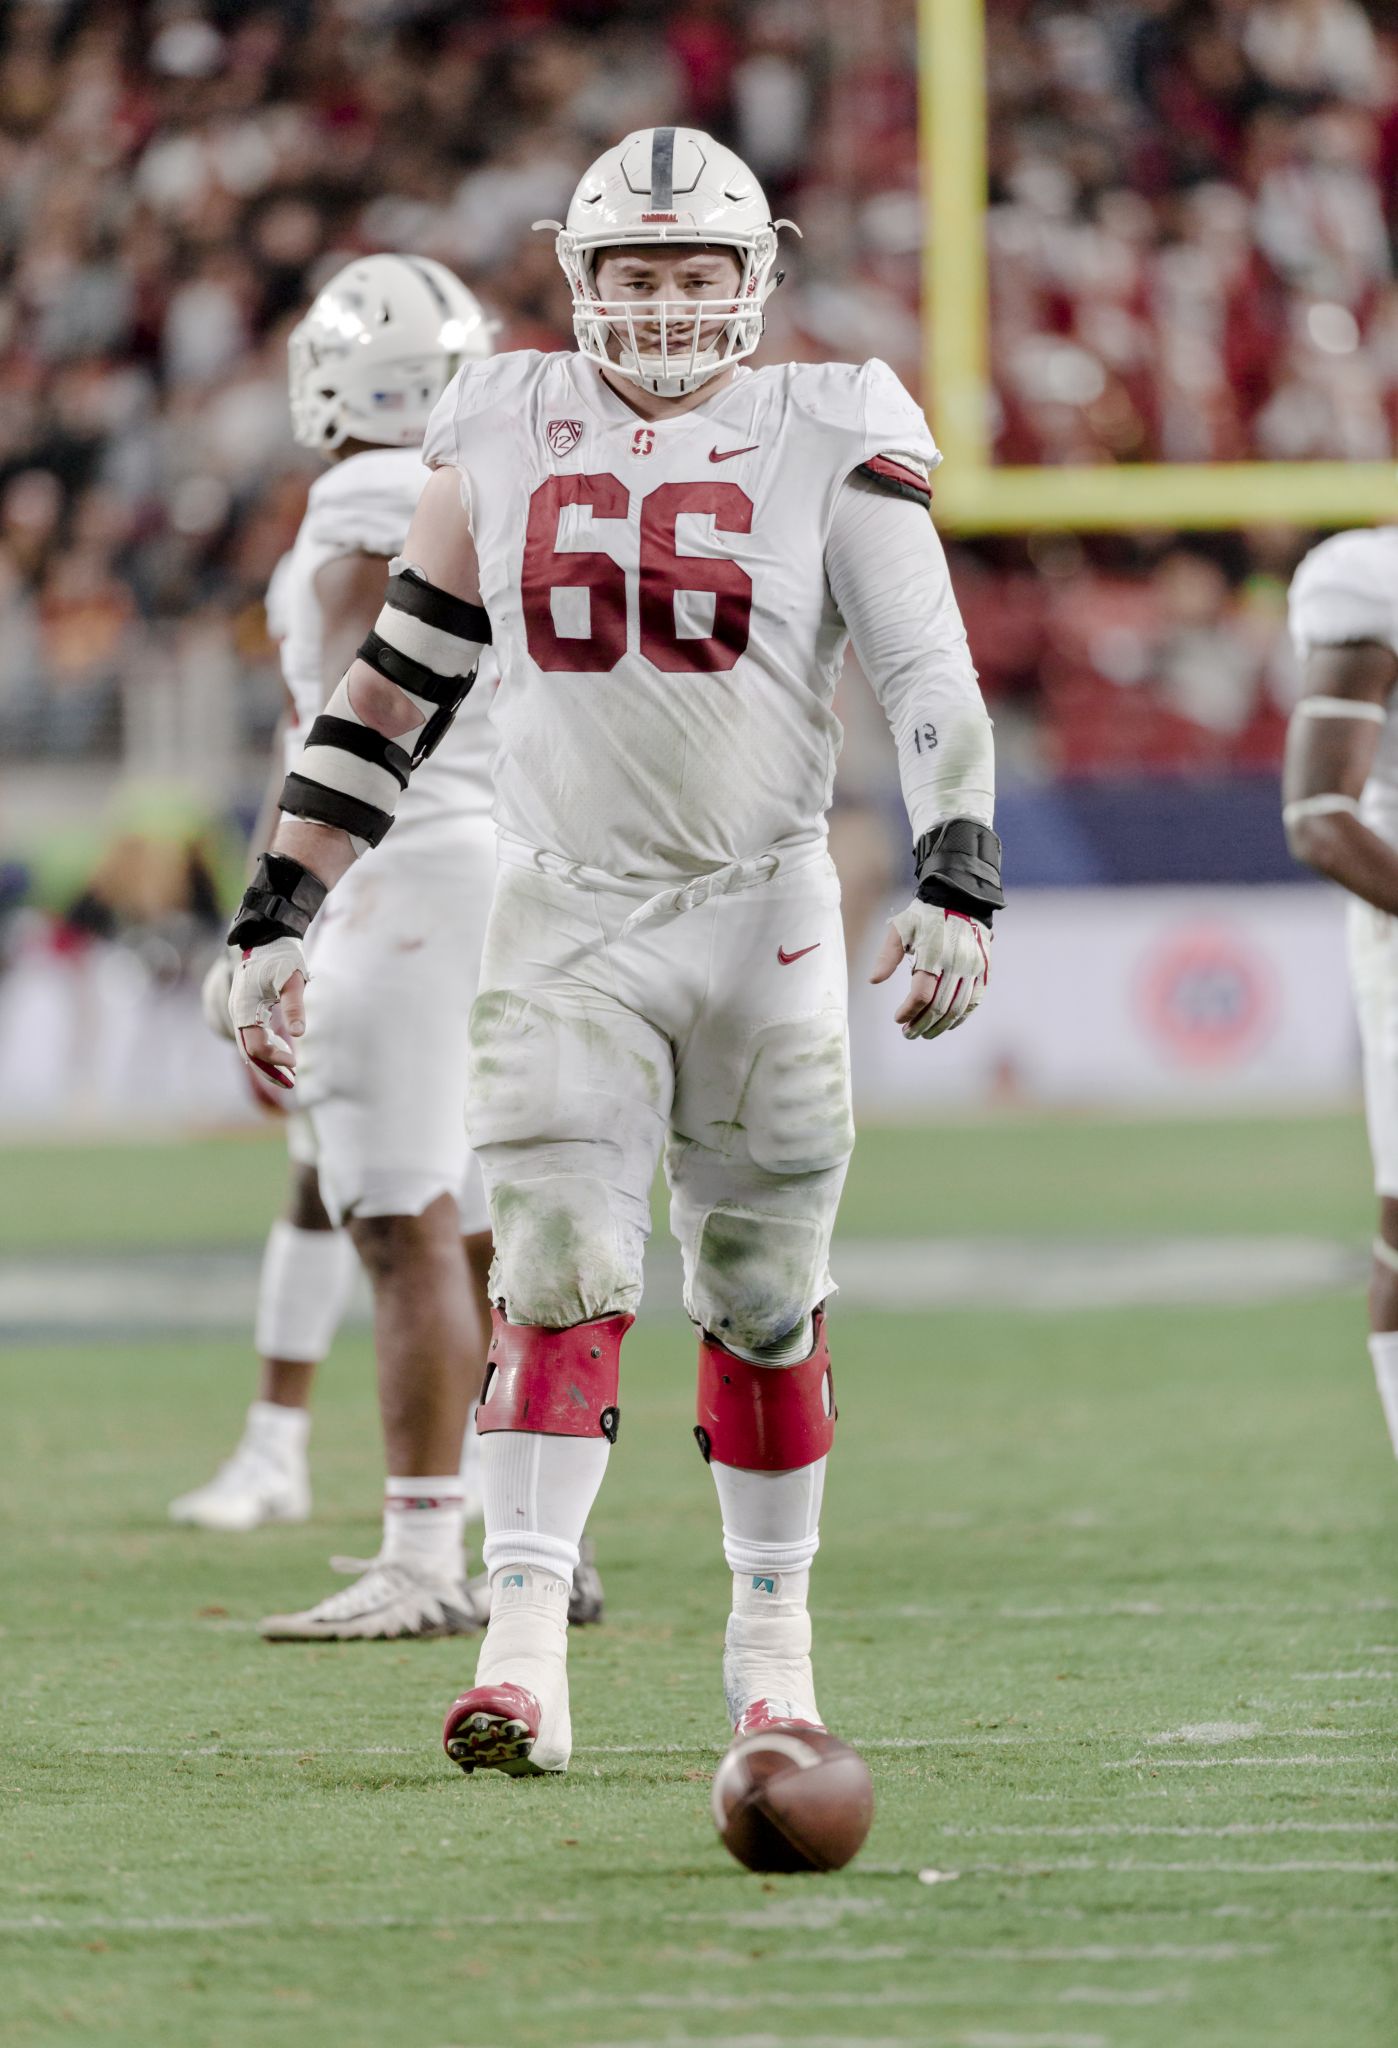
[1285,525,1398,1465]
[223,129,1000,1764]
[183,255,501,1639]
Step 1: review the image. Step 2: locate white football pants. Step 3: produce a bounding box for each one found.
[466,840,854,1344]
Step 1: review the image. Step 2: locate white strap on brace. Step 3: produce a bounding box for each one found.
[1281,793,1362,827]
[1372,1236,1398,1276]
[1294,697,1387,723]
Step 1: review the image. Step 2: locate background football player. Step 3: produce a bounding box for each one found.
[180,255,503,1640]
[1285,524,1398,1467]
[223,128,1000,1768]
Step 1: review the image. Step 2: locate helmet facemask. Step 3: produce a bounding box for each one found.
[555,226,780,399]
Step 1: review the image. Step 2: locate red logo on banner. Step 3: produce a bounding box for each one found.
[546,419,583,457]
[1137,927,1275,1066]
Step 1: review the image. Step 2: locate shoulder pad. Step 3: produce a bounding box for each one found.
[305,448,423,561]
[264,550,294,642]
[422,351,548,472]
[1289,526,1398,657]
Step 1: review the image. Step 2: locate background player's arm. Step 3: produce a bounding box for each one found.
[266,469,485,894]
[1283,643,1398,912]
[231,467,485,1082]
[825,471,1000,1037]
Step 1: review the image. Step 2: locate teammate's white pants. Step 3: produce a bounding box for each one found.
[289,850,493,1231]
[1349,899,1398,1198]
[466,841,854,1343]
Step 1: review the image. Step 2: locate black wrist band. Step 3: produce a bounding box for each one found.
[227,853,327,950]
[913,818,1004,926]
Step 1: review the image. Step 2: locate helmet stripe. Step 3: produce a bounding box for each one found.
[403,256,450,316]
[650,125,675,209]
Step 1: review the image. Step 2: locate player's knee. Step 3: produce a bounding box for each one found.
[689,1206,826,1355]
[349,1197,455,1282]
[489,1173,640,1327]
[743,1011,854,1177]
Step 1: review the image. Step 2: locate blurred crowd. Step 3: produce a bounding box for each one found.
[990,0,1398,465]
[0,0,920,786]
[0,0,1389,875]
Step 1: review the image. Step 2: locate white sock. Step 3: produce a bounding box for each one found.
[254,1220,357,1363]
[709,1457,826,1584]
[381,1475,465,1578]
[479,1431,610,1589]
[459,1407,480,1487]
[1367,1332,1398,1459]
[243,1399,310,1462]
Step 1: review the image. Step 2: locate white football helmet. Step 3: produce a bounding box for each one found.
[540,127,793,398]
[288,254,492,453]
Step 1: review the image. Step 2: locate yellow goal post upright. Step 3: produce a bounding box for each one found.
[919,0,1398,533]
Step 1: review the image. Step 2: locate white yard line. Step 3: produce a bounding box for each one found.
[1294,1670,1398,1682]
[967,1860,1397,1877]
[865,1599,1397,1624]
[938,1821,1398,1839]
[1104,1753,1392,1771]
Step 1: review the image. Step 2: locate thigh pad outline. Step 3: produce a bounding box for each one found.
[737,1008,855,1178]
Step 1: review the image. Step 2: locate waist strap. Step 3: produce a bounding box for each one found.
[496,834,825,935]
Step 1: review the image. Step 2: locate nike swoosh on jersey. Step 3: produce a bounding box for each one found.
[709,444,760,463]
[777,943,821,965]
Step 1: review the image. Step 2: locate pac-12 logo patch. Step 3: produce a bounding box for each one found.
[546,418,583,457]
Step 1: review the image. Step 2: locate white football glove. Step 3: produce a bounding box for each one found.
[880,900,992,1040]
[200,950,237,1042]
[228,936,308,1090]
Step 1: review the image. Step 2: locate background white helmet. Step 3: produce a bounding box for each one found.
[288,253,492,453]
[544,127,791,399]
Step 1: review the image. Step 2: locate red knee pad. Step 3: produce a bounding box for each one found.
[477,1307,633,1442]
[694,1310,836,1471]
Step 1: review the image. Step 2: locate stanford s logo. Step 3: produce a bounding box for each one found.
[546,418,584,457]
[631,426,655,457]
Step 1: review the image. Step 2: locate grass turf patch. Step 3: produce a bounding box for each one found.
[0,1109,1375,1253]
[3,1264,1394,2046]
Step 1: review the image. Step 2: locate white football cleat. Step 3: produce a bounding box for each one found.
[168,1441,310,1533]
[444,1565,571,1775]
[723,1600,822,1734]
[260,1560,486,1642]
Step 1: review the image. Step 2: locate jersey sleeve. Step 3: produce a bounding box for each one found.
[1289,530,1398,659]
[264,551,294,644]
[852,357,941,505]
[304,451,420,562]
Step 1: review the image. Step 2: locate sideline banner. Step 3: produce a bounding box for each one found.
[849,885,1357,1111]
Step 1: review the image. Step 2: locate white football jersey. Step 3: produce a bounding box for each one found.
[1289,526,1398,848]
[422,350,940,880]
[275,445,494,859]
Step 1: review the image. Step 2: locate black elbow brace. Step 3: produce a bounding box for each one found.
[913,818,1004,926]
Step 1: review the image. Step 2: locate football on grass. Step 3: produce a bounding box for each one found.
[711,1726,874,1873]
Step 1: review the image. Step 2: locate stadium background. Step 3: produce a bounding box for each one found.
[2,11,1394,2048]
[3,0,1395,1121]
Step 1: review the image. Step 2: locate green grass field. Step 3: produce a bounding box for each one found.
[3,1115,1394,2048]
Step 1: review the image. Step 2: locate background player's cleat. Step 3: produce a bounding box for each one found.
[723,1602,822,1734]
[462,1536,606,1629]
[443,1682,545,1775]
[566,1537,605,1626]
[259,1560,485,1641]
[168,1438,310,1533]
[734,1697,827,1736]
[453,1564,572,1773]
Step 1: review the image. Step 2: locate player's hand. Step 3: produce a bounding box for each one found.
[870,900,991,1040]
[228,937,307,1090]
[200,950,237,1042]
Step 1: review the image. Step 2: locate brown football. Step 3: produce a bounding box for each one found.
[711,1726,875,1874]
